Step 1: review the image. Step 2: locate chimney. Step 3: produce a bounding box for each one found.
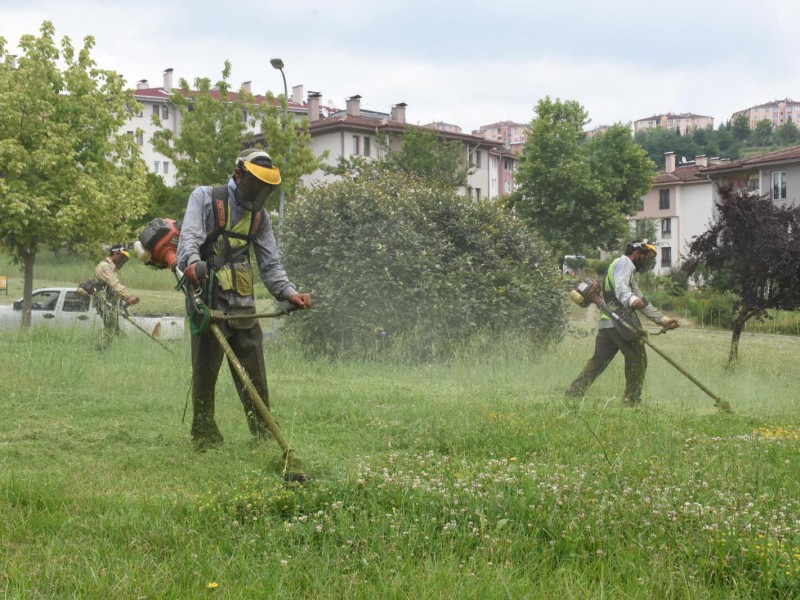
[163,68,173,91]
[137,79,149,90]
[292,84,303,104]
[391,102,407,123]
[308,91,322,122]
[695,155,708,167]
[665,151,676,174]
[346,94,361,117]
[241,81,252,94]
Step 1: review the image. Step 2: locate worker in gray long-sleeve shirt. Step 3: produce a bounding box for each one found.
[565,241,679,406]
[177,149,311,449]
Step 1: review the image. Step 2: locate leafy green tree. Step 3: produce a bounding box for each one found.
[150,62,322,213]
[283,161,565,360]
[630,218,659,245]
[752,119,773,147]
[636,126,700,168]
[150,62,252,189]
[773,119,800,147]
[684,186,800,363]
[255,92,322,204]
[731,114,751,142]
[512,98,655,258]
[381,126,468,188]
[0,21,148,327]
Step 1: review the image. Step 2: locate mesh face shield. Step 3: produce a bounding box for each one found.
[234,170,278,211]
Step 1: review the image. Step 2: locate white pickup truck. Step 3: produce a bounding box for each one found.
[0,287,184,339]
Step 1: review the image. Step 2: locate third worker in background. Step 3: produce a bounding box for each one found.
[565,241,679,406]
[94,245,139,351]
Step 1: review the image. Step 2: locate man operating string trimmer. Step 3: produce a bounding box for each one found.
[565,240,679,407]
[178,149,311,450]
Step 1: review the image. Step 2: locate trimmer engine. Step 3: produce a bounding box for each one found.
[135,218,182,269]
[569,278,602,308]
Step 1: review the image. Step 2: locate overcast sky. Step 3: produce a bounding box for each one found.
[2,0,799,133]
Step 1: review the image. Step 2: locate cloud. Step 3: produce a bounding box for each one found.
[3,0,800,134]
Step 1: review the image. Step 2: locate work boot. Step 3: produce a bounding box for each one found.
[191,417,224,451]
[622,396,642,407]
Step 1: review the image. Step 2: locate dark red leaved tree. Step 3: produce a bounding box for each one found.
[684,186,800,363]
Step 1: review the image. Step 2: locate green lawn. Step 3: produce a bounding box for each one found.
[2,311,799,597]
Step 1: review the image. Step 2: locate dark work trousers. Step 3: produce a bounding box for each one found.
[566,326,648,403]
[190,321,271,442]
[95,294,121,351]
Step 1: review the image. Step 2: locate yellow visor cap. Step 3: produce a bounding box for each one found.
[244,161,281,185]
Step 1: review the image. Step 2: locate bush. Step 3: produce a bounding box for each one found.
[282,165,566,360]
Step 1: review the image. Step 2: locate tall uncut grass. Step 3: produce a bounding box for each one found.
[2,314,800,598]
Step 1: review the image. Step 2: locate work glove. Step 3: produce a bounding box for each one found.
[661,318,679,330]
[126,295,139,305]
[184,262,201,286]
[289,293,312,310]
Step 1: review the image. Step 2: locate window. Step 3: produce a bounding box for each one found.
[505,181,512,193]
[474,150,482,168]
[661,218,671,238]
[62,292,90,313]
[152,105,159,117]
[475,188,482,199]
[772,171,787,201]
[661,247,672,268]
[135,132,143,146]
[153,161,160,173]
[351,135,360,155]
[504,158,513,171]
[31,290,60,311]
[363,136,371,157]
[163,162,170,175]
[659,189,670,209]
[161,105,169,119]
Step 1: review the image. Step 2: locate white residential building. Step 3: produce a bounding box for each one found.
[122,68,330,186]
[630,152,715,274]
[290,94,515,200]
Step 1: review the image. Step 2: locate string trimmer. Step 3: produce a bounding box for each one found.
[134,218,308,482]
[570,278,732,413]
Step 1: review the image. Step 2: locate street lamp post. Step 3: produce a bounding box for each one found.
[270,58,288,247]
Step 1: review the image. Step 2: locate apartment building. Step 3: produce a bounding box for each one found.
[633,112,714,136]
[730,98,800,128]
[630,152,715,274]
[122,68,329,186]
[124,69,518,198]
[294,94,517,200]
[472,120,527,155]
[700,145,800,208]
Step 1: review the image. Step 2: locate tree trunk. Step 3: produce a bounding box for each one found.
[21,249,35,329]
[728,313,748,365]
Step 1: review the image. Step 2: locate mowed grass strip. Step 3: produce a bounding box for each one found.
[1,323,799,598]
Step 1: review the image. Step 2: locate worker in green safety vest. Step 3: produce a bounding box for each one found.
[565,241,679,406]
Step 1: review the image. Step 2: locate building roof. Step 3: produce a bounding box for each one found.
[635,112,712,122]
[133,86,307,112]
[654,164,708,186]
[700,145,800,175]
[309,115,498,147]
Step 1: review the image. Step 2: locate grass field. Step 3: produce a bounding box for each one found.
[2,289,800,598]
